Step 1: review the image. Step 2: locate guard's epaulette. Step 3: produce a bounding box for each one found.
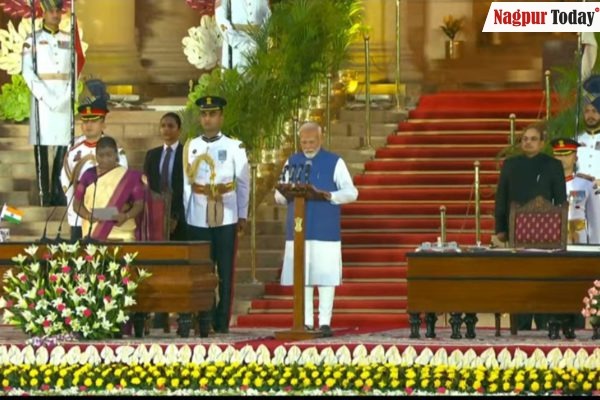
[576,172,595,182]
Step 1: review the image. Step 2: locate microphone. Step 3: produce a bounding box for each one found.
[83,173,99,244]
[56,182,78,243]
[294,163,303,183]
[279,165,289,183]
[39,202,61,244]
[303,161,312,184]
[288,164,297,184]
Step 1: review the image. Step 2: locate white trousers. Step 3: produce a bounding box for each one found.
[304,286,335,328]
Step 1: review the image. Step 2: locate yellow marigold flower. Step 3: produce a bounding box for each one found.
[171,378,180,388]
[556,381,564,389]
[569,381,578,391]
[421,379,430,389]
[156,377,166,387]
[134,365,143,373]
[333,371,342,379]
[120,378,127,388]
[326,378,336,388]
[106,383,114,391]
[596,381,600,390]
[242,377,250,386]
[544,381,553,390]
[278,378,287,386]
[445,380,453,389]
[131,377,141,385]
[354,379,364,389]
[515,382,524,392]
[489,383,498,393]
[43,369,52,377]
[114,369,122,378]
[146,377,153,385]
[95,378,103,388]
[283,370,292,379]
[267,378,275,386]
[1,379,8,388]
[29,369,39,378]
[406,369,417,379]
[360,370,370,380]
[191,370,200,379]
[530,381,540,392]
[406,379,415,388]
[84,378,93,387]
[290,378,298,386]
[183,379,190,387]
[562,373,571,380]
[390,379,400,389]
[315,378,323,386]
[473,381,482,391]
[311,371,319,379]
[346,371,355,379]
[214,377,223,386]
[29,378,38,387]
[577,373,584,383]
[584,381,593,392]
[515,374,524,383]
[56,378,64,389]
[182,369,190,378]
[390,368,399,380]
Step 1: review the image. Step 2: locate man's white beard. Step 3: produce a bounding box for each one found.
[303,148,320,159]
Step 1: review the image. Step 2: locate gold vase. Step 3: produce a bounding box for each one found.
[445,40,464,60]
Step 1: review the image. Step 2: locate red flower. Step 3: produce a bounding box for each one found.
[42,253,52,261]
[437,387,446,394]
[65,317,71,325]
[83,309,92,318]
[36,289,45,296]
[240,385,249,391]
[76,287,86,295]
[122,277,130,285]
[79,385,87,392]
[477,386,485,394]
[40,384,50,391]
[104,296,112,303]
[28,303,34,309]
[98,274,106,281]
[321,385,329,392]
[42,320,51,327]
[284,386,292,392]
[57,304,65,312]
[5,300,13,308]
[61,265,70,273]
[362,385,372,392]
[49,274,58,282]
[84,255,93,262]
[56,288,65,295]
[19,275,27,282]
[405,387,414,395]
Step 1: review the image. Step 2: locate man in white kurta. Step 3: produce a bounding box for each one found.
[21,0,72,206]
[552,137,600,338]
[214,0,271,70]
[183,95,250,336]
[60,97,128,241]
[577,76,600,186]
[275,122,358,336]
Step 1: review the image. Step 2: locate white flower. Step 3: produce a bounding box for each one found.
[84,244,98,257]
[11,254,26,264]
[182,15,222,70]
[47,244,59,255]
[116,310,127,323]
[107,262,119,273]
[122,252,138,265]
[123,295,136,307]
[0,297,7,309]
[137,268,151,279]
[23,245,38,257]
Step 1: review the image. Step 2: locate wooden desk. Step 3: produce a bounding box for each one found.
[406,249,599,339]
[0,241,217,337]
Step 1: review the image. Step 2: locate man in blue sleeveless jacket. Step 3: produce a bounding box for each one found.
[275,122,358,337]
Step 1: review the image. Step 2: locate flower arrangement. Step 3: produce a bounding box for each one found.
[0,242,151,340]
[581,280,600,325]
[440,14,464,41]
[181,15,223,71]
[0,344,597,395]
[0,16,88,121]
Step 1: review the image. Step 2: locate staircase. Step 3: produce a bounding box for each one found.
[236,89,548,330]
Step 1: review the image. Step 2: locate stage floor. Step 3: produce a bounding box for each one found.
[1,325,598,354]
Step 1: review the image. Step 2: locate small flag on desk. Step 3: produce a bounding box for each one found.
[0,204,23,224]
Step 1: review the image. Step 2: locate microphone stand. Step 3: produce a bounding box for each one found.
[574,19,586,141]
[82,174,98,244]
[56,182,78,243]
[69,0,76,146]
[31,0,44,206]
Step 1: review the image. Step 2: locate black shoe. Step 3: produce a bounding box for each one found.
[319,325,333,337]
[304,325,314,331]
[562,327,576,339]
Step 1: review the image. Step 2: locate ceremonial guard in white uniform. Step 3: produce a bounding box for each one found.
[577,76,600,182]
[60,87,127,240]
[551,137,600,338]
[21,0,72,206]
[183,96,250,336]
[215,0,271,69]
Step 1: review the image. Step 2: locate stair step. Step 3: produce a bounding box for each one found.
[354,172,498,186]
[249,298,407,312]
[375,146,504,158]
[342,218,494,231]
[343,266,407,280]
[235,313,409,329]
[397,120,534,132]
[365,159,501,172]
[264,282,407,297]
[342,232,492,245]
[357,187,497,201]
[342,202,495,216]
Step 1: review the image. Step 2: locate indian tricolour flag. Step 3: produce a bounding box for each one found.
[0,204,23,224]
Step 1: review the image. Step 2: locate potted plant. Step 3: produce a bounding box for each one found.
[440,14,465,60]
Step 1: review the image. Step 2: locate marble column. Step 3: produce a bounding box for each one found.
[137,0,201,84]
[77,0,147,84]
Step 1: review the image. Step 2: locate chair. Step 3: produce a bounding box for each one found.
[496,195,568,335]
[508,195,568,250]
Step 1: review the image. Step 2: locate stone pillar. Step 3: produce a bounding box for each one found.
[137,0,200,84]
[77,0,147,85]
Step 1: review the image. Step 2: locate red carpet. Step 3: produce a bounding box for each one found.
[237,89,547,331]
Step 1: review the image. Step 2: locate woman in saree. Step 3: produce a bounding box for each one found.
[73,136,147,241]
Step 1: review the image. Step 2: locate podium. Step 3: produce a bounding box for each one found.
[274,183,325,340]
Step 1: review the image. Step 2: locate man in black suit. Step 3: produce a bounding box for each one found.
[143,112,187,240]
[143,112,187,335]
